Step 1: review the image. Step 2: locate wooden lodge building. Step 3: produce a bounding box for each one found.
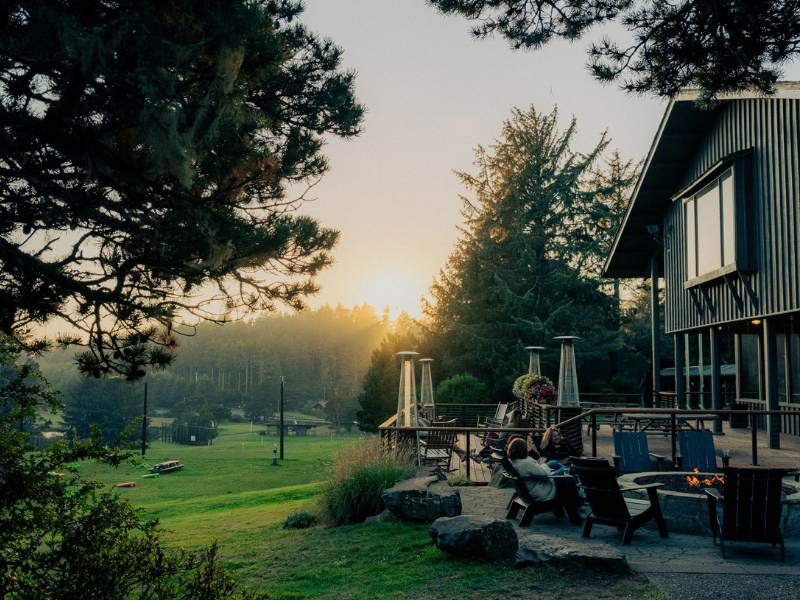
[605,83,800,448]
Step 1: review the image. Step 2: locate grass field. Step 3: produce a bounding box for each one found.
[79,423,662,599]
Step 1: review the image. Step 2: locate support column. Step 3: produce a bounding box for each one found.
[734,333,742,400]
[709,327,723,434]
[650,253,661,407]
[697,332,705,408]
[763,319,781,449]
[674,334,686,409]
[685,334,694,407]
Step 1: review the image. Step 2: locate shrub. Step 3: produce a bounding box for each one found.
[318,437,414,525]
[435,373,489,404]
[283,511,318,529]
[0,336,263,599]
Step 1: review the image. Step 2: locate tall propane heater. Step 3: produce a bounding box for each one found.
[418,358,435,420]
[395,351,420,427]
[524,346,545,376]
[553,336,583,454]
[553,336,581,407]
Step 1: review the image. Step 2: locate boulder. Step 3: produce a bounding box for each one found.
[430,516,518,561]
[364,509,398,524]
[382,476,462,522]
[516,533,630,573]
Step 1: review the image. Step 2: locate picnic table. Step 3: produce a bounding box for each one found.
[616,412,719,435]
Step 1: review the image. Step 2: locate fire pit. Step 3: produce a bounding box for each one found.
[617,471,800,536]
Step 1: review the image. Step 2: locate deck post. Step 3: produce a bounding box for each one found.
[650,253,661,407]
[709,327,723,434]
[591,412,597,457]
[734,333,742,400]
[670,412,677,468]
[674,334,686,409]
[465,431,471,479]
[763,319,781,449]
[751,412,759,465]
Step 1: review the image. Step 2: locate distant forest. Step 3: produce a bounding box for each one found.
[38,305,391,438]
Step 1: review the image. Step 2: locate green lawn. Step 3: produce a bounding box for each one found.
[79,424,662,599]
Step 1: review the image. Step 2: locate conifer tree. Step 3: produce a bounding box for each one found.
[0,1,363,378]
[423,106,632,399]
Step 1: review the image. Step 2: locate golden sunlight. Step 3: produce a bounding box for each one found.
[354,270,425,318]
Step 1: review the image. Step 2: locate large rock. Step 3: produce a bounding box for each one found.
[382,476,462,521]
[516,533,630,573]
[430,516,518,561]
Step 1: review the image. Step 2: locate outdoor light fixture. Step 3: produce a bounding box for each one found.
[751,319,762,326]
[271,444,278,466]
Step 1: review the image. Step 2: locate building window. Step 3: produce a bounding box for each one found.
[684,169,735,280]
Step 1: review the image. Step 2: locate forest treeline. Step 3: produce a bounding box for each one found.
[37,305,392,439]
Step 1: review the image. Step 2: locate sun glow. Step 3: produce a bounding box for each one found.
[354,270,426,319]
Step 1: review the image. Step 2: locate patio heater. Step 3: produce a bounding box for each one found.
[395,351,420,427]
[524,346,545,376]
[553,336,584,455]
[554,336,581,407]
[418,358,435,420]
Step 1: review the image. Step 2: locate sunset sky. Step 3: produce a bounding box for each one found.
[296,1,798,318]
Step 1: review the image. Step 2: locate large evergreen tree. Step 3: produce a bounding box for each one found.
[423,106,632,400]
[0,1,363,378]
[429,0,800,101]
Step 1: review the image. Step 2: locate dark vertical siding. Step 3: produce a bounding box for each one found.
[664,98,800,333]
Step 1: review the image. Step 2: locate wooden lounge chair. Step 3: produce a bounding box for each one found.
[677,429,718,472]
[571,457,668,545]
[502,457,581,526]
[419,419,457,471]
[478,402,508,428]
[706,467,789,561]
[612,431,665,474]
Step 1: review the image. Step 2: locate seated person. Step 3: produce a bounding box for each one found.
[538,426,575,476]
[474,408,522,462]
[506,438,581,521]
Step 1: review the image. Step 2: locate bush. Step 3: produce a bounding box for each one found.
[435,373,489,404]
[283,511,318,529]
[318,437,414,525]
[0,336,263,599]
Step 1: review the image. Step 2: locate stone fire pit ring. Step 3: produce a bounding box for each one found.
[617,471,800,536]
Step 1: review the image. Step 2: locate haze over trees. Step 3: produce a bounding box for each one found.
[429,0,800,101]
[39,305,391,437]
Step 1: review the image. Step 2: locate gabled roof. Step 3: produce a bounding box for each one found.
[603,82,800,278]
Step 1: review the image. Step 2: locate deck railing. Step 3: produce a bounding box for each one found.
[378,405,800,479]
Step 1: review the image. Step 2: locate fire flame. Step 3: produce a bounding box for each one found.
[686,467,724,489]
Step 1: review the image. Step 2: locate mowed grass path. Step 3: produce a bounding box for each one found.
[80,424,662,599]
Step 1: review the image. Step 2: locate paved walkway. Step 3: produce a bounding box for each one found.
[460,486,800,600]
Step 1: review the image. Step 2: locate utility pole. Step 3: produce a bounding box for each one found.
[141,381,148,457]
[279,376,285,460]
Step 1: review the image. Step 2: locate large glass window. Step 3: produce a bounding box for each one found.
[740,333,761,399]
[685,169,735,280]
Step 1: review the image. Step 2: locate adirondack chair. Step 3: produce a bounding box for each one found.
[478,402,508,428]
[706,467,790,561]
[419,419,457,471]
[571,457,668,545]
[502,456,582,526]
[677,430,719,472]
[612,431,666,474]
